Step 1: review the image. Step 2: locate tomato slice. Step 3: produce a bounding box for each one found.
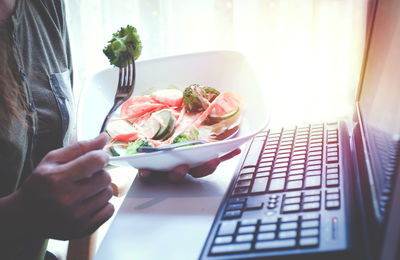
[120,96,165,119]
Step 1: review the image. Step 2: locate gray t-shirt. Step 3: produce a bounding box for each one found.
[0,0,73,259]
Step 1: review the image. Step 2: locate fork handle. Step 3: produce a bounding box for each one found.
[99,99,124,133]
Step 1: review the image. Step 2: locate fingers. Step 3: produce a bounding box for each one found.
[75,170,112,200]
[83,203,115,236]
[220,148,241,162]
[167,165,189,182]
[79,186,114,218]
[60,150,109,181]
[46,133,109,164]
[138,148,241,182]
[189,149,241,178]
[188,158,220,178]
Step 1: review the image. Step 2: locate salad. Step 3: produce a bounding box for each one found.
[102,25,242,155]
[106,84,242,156]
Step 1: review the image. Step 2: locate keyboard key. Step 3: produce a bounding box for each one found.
[218,221,238,236]
[282,204,300,213]
[234,187,249,195]
[245,202,264,211]
[293,150,307,156]
[326,179,340,187]
[272,167,287,174]
[288,175,303,181]
[259,223,278,232]
[236,234,254,243]
[261,216,278,224]
[308,155,322,161]
[259,161,273,168]
[251,177,269,193]
[326,167,339,174]
[280,222,298,230]
[223,210,242,219]
[284,197,301,204]
[290,164,305,170]
[303,202,321,211]
[271,172,286,178]
[292,159,306,165]
[243,140,265,167]
[327,156,339,163]
[289,169,304,175]
[236,180,252,187]
[214,235,233,244]
[301,220,319,229]
[278,230,297,239]
[327,152,338,157]
[286,180,303,190]
[238,173,253,181]
[275,162,289,168]
[281,215,299,222]
[230,197,247,204]
[268,178,286,192]
[292,154,306,160]
[256,171,270,178]
[306,170,322,176]
[257,232,275,240]
[303,190,321,196]
[326,200,340,209]
[238,226,256,234]
[227,203,244,211]
[307,165,322,171]
[300,228,319,237]
[299,237,319,247]
[327,174,339,179]
[211,243,252,254]
[303,195,320,203]
[240,167,256,174]
[304,175,321,189]
[326,193,340,200]
[302,213,320,220]
[307,160,322,166]
[255,239,296,250]
[241,219,258,226]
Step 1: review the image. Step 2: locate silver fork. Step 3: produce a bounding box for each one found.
[100,56,136,133]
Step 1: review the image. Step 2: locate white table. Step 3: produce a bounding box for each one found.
[93,152,243,260]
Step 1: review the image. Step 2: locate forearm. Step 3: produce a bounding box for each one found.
[0,189,37,241]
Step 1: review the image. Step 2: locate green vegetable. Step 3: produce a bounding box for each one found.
[126,139,152,155]
[103,25,142,67]
[152,110,176,140]
[183,84,220,113]
[173,129,199,144]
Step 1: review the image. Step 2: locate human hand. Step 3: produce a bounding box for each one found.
[138,148,241,183]
[15,133,114,240]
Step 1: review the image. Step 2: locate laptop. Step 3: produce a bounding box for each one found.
[199,0,400,259]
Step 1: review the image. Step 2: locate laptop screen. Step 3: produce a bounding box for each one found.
[358,0,400,222]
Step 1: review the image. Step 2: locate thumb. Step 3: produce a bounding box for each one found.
[48,133,109,164]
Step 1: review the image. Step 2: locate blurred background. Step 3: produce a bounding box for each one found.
[65,0,369,126]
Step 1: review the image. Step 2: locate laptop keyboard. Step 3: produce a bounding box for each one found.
[200,122,348,259]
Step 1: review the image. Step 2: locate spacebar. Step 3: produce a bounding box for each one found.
[255,239,296,250]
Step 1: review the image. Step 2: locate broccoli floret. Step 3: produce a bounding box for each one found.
[103,25,142,67]
[126,139,152,155]
[183,84,220,113]
[172,129,199,144]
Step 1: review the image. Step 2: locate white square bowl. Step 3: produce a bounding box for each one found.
[77,50,270,170]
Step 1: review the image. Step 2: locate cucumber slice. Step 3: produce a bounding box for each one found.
[205,107,240,124]
[140,116,161,139]
[109,142,128,156]
[152,110,176,140]
[106,120,136,138]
